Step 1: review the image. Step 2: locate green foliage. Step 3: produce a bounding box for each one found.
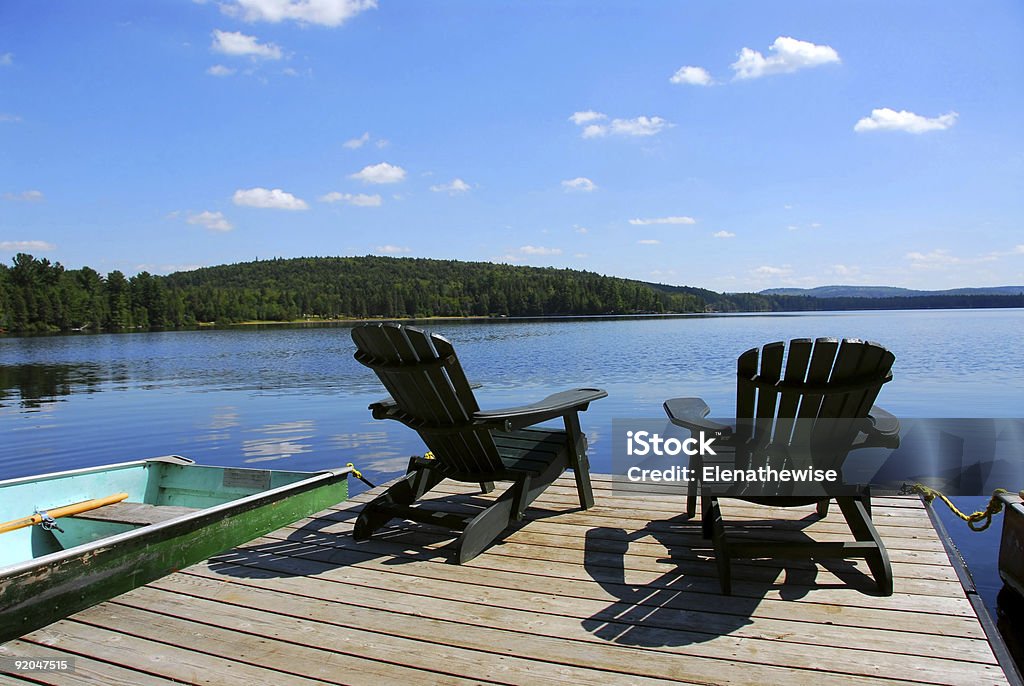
[164,256,702,321]
[2,253,1022,334]
[0,254,191,333]
[0,254,702,332]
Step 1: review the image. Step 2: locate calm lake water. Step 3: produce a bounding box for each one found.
[2,309,1022,625]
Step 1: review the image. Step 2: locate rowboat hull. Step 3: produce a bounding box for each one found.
[999,491,1024,599]
[0,457,351,643]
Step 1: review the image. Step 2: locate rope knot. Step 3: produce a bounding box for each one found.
[901,484,1010,532]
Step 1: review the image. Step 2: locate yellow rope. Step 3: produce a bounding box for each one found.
[345,462,376,488]
[905,484,1013,532]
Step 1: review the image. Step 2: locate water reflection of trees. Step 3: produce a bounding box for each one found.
[0,364,105,408]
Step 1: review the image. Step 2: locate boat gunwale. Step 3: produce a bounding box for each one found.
[0,454,197,488]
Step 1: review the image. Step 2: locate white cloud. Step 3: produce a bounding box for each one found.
[670,66,713,86]
[753,265,793,277]
[574,226,589,234]
[907,246,1021,269]
[519,245,562,256]
[731,36,840,80]
[854,108,958,134]
[0,53,12,66]
[211,30,283,60]
[187,210,234,231]
[569,111,606,125]
[343,132,370,149]
[828,264,860,277]
[319,192,382,207]
[574,253,589,259]
[222,0,377,27]
[571,111,670,139]
[637,239,661,245]
[629,216,696,226]
[0,240,55,252]
[905,249,963,269]
[232,187,309,210]
[206,64,237,76]
[3,190,44,202]
[562,177,597,192]
[587,116,671,138]
[430,178,471,194]
[712,230,735,238]
[350,162,406,184]
[0,113,22,123]
[376,245,410,254]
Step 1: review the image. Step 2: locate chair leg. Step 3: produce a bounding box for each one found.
[457,496,515,563]
[706,496,732,595]
[456,450,566,563]
[353,465,444,541]
[837,495,893,596]
[480,481,495,494]
[686,453,700,518]
[816,499,830,517]
[564,412,594,510]
[700,487,715,539]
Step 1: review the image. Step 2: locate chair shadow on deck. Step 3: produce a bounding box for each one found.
[580,505,886,648]
[206,487,574,579]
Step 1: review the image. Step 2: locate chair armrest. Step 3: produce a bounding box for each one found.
[852,405,901,449]
[867,406,899,437]
[368,395,398,414]
[663,397,734,437]
[474,388,608,430]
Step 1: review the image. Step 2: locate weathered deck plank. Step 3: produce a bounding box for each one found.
[1,474,1010,686]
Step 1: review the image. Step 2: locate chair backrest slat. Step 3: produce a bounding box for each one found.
[774,337,813,443]
[849,343,894,418]
[422,333,501,475]
[795,338,839,422]
[754,342,785,437]
[735,347,760,444]
[405,327,494,475]
[352,323,504,477]
[382,325,451,423]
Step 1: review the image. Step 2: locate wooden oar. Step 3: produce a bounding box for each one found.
[0,493,130,535]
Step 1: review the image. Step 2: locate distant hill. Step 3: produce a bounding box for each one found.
[2,253,1023,334]
[164,256,706,320]
[760,285,1024,298]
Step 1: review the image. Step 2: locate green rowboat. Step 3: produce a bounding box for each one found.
[0,456,352,643]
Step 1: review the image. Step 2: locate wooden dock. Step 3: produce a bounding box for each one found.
[0,474,1013,685]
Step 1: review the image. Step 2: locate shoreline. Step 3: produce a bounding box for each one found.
[3,306,1022,338]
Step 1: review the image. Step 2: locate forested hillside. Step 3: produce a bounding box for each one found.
[0,254,703,332]
[2,253,1021,334]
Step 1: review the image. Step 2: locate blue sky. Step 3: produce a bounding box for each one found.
[2,1,1022,291]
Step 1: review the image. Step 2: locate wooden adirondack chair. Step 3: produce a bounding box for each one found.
[351,323,607,563]
[664,338,900,595]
